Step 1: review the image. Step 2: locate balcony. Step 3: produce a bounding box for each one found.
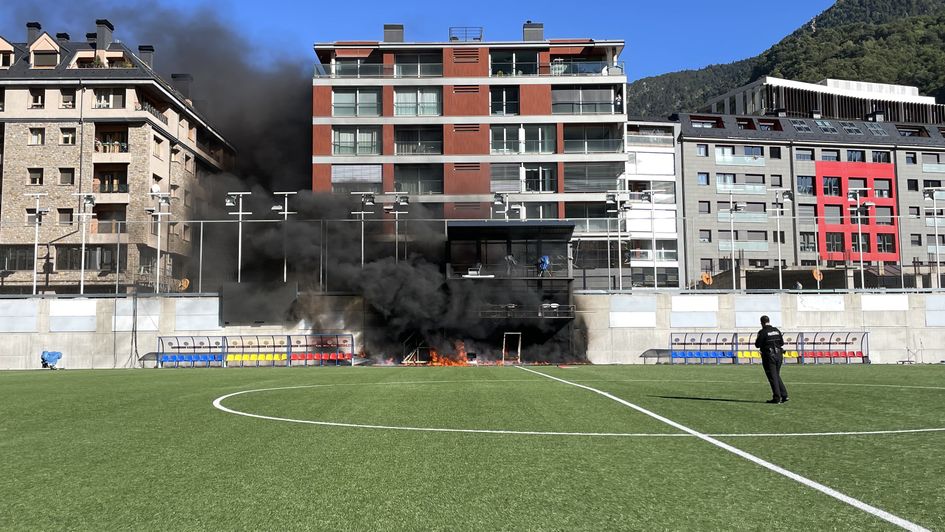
[925,217,945,227]
[394,141,443,156]
[332,142,380,156]
[715,154,766,167]
[569,218,616,233]
[717,212,769,223]
[624,249,679,261]
[394,179,444,195]
[315,63,443,79]
[136,101,168,125]
[490,140,555,155]
[625,134,674,147]
[563,139,624,154]
[923,163,945,173]
[720,241,769,252]
[716,183,767,195]
[94,139,128,153]
[491,60,626,78]
[929,245,945,255]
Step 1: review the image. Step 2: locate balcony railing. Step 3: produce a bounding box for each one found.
[923,163,945,173]
[624,249,679,261]
[94,139,129,153]
[98,183,129,193]
[926,217,945,227]
[563,139,624,154]
[490,140,555,155]
[96,220,128,234]
[331,104,381,117]
[552,102,617,115]
[491,60,626,77]
[569,218,616,233]
[136,101,168,125]
[393,103,442,117]
[719,241,769,252]
[315,63,444,78]
[394,180,444,195]
[716,182,767,195]
[715,154,766,166]
[394,141,443,155]
[332,142,381,156]
[625,134,674,147]
[717,212,769,223]
[928,245,945,254]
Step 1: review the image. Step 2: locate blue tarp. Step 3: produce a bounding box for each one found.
[41,351,62,365]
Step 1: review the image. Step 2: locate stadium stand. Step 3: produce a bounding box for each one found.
[157,334,355,368]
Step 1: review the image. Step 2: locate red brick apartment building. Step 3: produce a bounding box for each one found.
[311,23,627,220]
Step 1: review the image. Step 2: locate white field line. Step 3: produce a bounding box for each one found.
[516,366,930,532]
[211,383,945,438]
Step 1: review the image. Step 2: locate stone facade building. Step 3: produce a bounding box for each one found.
[0,20,234,293]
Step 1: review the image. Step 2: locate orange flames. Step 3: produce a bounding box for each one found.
[429,341,469,366]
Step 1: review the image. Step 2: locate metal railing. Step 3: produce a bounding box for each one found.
[97,183,129,193]
[393,103,442,116]
[716,182,767,195]
[94,139,129,153]
[491,60,626,77]
[715,154,766,166]
[394,180,444,195]
[719,241,769,252]
[331,104,381,117]
[136,101,168,125]
[717,211,769,223]
[331,141,381,156]
[449,27,484,42]
[625,134,675,147]
[563,139,624,154]
[394,141,443,155]
[552,102,617,115]
[316,63,444,79]
[623,249,679,261]
[490,140,555,155]
[96,220,128,234]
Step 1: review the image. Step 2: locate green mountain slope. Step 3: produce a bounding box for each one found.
[627,0,945,118]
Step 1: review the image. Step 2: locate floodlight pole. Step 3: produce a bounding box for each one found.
[729,192,737,291]
[273,191,297,283]
[150,192,171,293]
[772,189,793,291]
[848,187,871,290]
[226,192,252,283]
[73,193,96,295]
[26,193,47,295]
[926,188,945,287]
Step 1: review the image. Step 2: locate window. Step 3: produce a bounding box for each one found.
[910,206,921,217]
[699,230,711,243]
[32,51,58,67]
[29,88,44,109]
[698,201,710,214]
[800,232,816,252]
[744,174,765,184]
[824,205,843,224]
[736,118,754,130]
[771,174,782,187]
[59,89,76,109]
[821,149,839,162]
[691,119,717,129]
[0,246,34,270]
[696,144,708,157]
[152,136,164,159]
[746,230,767,241]
[769,147,781,159]
[332,88,380,117]
[700,259,713,272]
[912,234,922,246]
[28,128,45,145]
[490,50,538,76]
[773,231,785,244]
[60,128,76,145]
[59,168,74,185]
[897,125,926,137]
[697,172,709,186]
[847,150,866,162]
[924,179,942,188]
[852,233,871,252]
[394,126,442,155]
[758,119,782,131]
[815,120,838,134]
[716,173,735,186]
[866,122,888,136]
[744,146,763,157]
[906,152,917,165]
[822,176,841,196]
[93,88,125,109]
[875,206,894,226]
[491,86,519,116]
[394,53,441,77]
[27,208,43,226]
[491,163,554,193]
[796,148,814,161]
[563,162,623,192]
[826,232,845,252]
[872,151,891,163]
[850,206,870,226]
[0,51,12,68]
[848,178,867,195]
[58,208,74,226]
[28,168,43,185]
[908,179,919,191]
[0,88,4,111]
[874,179,892,198]
[840,121,863,135]
[797,175,814,195]
[393,87,441,116]
[333,126,381,155]
[790,119,812,133]
[552,85,614,114]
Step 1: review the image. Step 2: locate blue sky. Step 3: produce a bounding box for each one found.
[4,0,836,80]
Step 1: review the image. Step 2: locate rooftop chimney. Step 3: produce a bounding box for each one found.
[171,73,193,99]
[56,32,70,43]
[810,110,822,119]
[138,45,154,69]
[86,32,97,44]
[523,21,544,41]
[383,24,404,43]
[27,22,41,45]
[96,19,114,51]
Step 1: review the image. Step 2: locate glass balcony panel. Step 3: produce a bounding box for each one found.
[715,183,767,195]
[719,241,769,252]
[717,212,769,223]
[715,154,766,166]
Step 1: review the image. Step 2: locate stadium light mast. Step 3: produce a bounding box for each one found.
[772,189,793,290]
[225,192,252,283]
[848,188,872,290]
[73,193,96,295]
[25,193,48,295]
[272,191,297,282]
[925,187,945,287]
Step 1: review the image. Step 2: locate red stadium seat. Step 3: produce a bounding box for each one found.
[855,351,864,358]
[832,351,843,358]
[305,353,316,361]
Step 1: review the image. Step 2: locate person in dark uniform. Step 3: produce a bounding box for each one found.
[754,315,788,404]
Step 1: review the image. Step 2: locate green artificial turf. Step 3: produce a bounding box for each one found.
[1,364,943,530]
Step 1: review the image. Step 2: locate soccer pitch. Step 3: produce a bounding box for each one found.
[2,365,943,531]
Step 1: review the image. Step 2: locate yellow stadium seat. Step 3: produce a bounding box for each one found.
[226,354,235,362]
[751,351,760,358]
[247,354,257,362]
[278,353,287,361]
[265,354,274,362]
[787,351,799,358]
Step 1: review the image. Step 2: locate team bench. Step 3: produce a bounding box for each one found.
[667,331,870,365]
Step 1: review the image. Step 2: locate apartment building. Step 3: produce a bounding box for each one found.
[701,76,945,124]
[0,20,234,294]
[311,23,627,217]
[677,112,945,288]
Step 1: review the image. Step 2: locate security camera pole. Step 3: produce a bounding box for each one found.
[26,193,48,295]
